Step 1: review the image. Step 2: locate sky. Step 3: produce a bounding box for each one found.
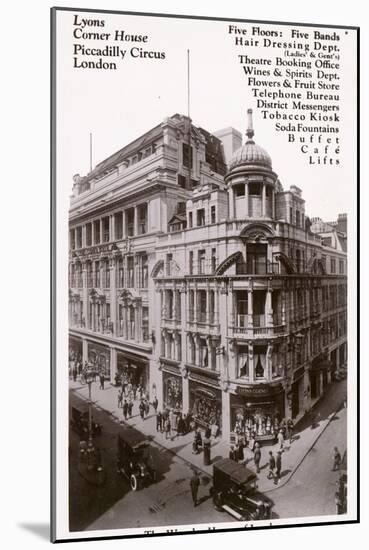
[56,9,357,222]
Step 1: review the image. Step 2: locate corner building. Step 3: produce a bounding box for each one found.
[69,110,347,444]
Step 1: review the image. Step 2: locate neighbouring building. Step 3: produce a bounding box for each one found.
[69,110,347,443]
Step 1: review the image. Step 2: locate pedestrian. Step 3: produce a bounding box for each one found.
[144,399,150,418]
[332,447,342,471]
[128,400,133,418]
[253,442,261,474]
[229,445,237,461]
[237,436,244,462]
[153,396,158,413]
[132,384,137,400]
[277,429,284,450]
[156,410,163,432]
[275,450,282,484]
[164,417,171,439]
[286,418,294,444]
[99,373,105,390]
[190,470,200,507]
[72,365,77,382]
[139,400,145,421]
[203,434,211,466]
[117,389,123,408]
[123,400,128,421]
[192,429,202,454]
[267,451,275,479]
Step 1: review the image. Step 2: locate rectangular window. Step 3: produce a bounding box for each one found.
[296,210,300,228]
[339,259,344,274]
[182,143,193,169]
[94,220,101,244]
[330,258,336,274]
[140,254,148,288]
[198,249,206,274]
[76,226,82,249]
[289,207,293,224]
[114,212,123,240]
[127,256,134,287]
[197,209,205,226]
[102,217,110,242]
[86,223,92,246]
[178,174,187,188]
[211,248,217,272]
[117,257,124,288]
[189,251,193,275]
[211,205,216,224]
[142,307,149,342]
[198,290,207,323]
[138,203,147,235]
[126,208,135,237]
[188,211,193,228]
[235,184,245,197]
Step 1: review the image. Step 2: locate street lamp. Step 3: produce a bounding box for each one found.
[85,366,96,470]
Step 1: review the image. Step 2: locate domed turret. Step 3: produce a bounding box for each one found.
[229,109,272,171]
[226,109,278,221]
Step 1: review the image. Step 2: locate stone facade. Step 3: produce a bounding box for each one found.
[69,111,347,444]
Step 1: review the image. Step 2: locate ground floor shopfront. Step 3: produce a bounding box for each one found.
[68,333,151,394]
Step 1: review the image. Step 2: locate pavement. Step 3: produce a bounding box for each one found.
[69,377,347,495]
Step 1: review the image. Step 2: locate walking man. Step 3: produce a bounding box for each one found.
[128,400,133,418]
[267,451,275,479]
[123,400,128,421]
[153,396,158,413]
[332,447,342,471]
[190,470,200,507]
[275,450,282,484]
[253,442,261,474]
[117,389,123,409]
[156,411,162,432]
[286,418,294,444]
[99,373,105,390]
[139,400,145,421]
[277,429,284,450]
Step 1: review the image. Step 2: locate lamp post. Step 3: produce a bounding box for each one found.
[85,366,96,470]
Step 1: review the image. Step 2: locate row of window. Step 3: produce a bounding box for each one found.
[70,204,148,250]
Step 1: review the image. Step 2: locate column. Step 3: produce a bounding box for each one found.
[82,262,88,328]
[221,390,230,442]
[173,286,178,320]
[122,210,126,239]
[99,219,103,243]
[214,288,219,326]
[133,206,138,236]
[244,182,249,218]
[248,343,254,382]
[134,304,140,342]
[281,289,286,325]
[229,287,235,327]
[266,287,273,327]
[182,376,190,414]
[206,287,210,325]
[180,286,187,364]
[174,331,179,361]
[124,305,129,340]
[266,344,273,381]
[91,299,96,332]
[110,347,117,384]
[110,257,117,335]
[248,288,253,328]
[194,334,200,366]
[193,286,198,323]
[82,338,88,365]
[229,186,235,218]
[272,188,275,219]
[262,183,266,217]
[91,222,95,245]
[82,225,86,248]
[110,214,115,242]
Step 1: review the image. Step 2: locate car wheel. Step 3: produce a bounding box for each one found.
[130,474,139,491]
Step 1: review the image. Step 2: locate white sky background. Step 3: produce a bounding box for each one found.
[57,10,357,222]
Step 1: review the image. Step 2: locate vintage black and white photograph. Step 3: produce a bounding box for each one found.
[51,7,358,542]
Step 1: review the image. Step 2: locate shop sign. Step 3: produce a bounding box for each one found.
[235,384,282,397]
[189,371,220,388]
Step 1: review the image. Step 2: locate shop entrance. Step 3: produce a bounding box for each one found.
[117,352,149,394]
[189,382,222,433]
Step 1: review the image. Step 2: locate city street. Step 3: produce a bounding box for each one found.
[69,378,346,531]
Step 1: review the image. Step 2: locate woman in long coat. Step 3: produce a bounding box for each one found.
[203,435,211,466]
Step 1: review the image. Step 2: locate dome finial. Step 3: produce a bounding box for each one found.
[246,108,254,141]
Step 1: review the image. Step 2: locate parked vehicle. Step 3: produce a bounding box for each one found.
[211,458,272,521]
[70,405,102,437]
[117,427,156,491]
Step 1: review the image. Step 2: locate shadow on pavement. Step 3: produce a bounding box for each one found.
[69,392,180,532]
